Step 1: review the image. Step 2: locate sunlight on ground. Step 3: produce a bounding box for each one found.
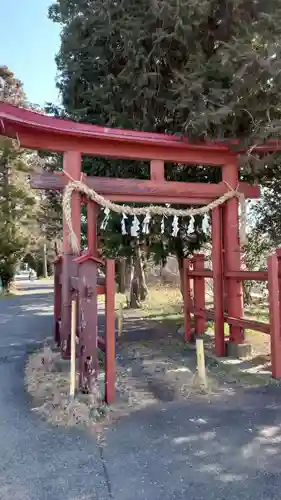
[113,285,273,385]
[115,285,183,321]
[0,293,16,300]
[15,278,274,387]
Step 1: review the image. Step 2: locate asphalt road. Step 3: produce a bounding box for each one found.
[1,280,281,499]
[0,280,109,500]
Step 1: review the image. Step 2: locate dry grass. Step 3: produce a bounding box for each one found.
[115,285,183,323]
[117,335,237,402]
[116,285,273,382]
[25,345,168,432]
[25,287,275,432]
[25,338,226,433]
[0,292,16,299]
[25,347,108,433]
[115,285,271,359]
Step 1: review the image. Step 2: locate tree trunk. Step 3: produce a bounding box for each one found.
[135,244,148,301]
[129,267,141,308]
[117,257,126,293]
[54,241,59,257]
[125,256,140,308]
[125,256,133,298]
[178,256,184,297]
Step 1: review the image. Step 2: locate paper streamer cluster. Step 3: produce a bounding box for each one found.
[62,178,247,254]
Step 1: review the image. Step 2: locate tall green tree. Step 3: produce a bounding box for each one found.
[0,138,37,289]
[48,0,281,302]
[49,1,281,146]
[0,67,38,290]
[0,65,26,105]
[36,151,63,254]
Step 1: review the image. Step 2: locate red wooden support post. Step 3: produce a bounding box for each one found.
[222,158,244,344]
[193,254,206,335]
[76,256,99,391]
[87,200,98,256]
[268,252,281,379]
[61,151,81,357]
[105,259,116,404]
[183,258,193,341]
[54,257,62,346]
[150,159,164,182]
[212,207,226,356]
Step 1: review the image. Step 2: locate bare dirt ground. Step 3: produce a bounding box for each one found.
[7,278,281,500]
[25,282,276,434]
[26,312,271,434]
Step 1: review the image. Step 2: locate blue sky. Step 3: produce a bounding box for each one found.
[1,0,61,106]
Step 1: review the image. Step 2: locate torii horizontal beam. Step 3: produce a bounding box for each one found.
[1,102,280,163]
[30,172,260,205]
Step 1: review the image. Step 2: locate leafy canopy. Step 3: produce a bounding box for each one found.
[0,67,39,288]
[49,0,281,145]
[48,0,281,263]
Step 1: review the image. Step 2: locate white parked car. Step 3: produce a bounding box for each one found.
[14,268,37,281]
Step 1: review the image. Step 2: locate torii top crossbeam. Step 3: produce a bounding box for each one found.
[0,101,265,204]
[0,101,265,351]
[0,102,280,163]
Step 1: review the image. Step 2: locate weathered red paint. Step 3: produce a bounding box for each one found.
[53,256,62,346]
[87,201,98,256]
[193,307,270,335]
[267,252,281,378]
[188,270,213,278]
[187,252,281,377]
[105,259,116,404]
[61,151,81,358]
[3,103,281,385]
[75,256,99,391]
[183,259,193,342]
[212,207,225,356]
[193,255,206,335]
[150,159,165,182]
[30,172,260,203]
[222,159,244,344]
[1,102,281,155]
[225,271,268,280]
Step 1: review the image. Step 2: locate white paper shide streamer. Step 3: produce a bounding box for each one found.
[93,185,237,243]
[101,207,110,230]
[118,211,210,237]
[142,212,151,234]
[202,213,209,235]
[121,213,127,235]
[160,204,170,235]
[172,215,179,237]
[105,206,210,238]
[187,215,195,235]
[131,215,140,237]
[63,179,248,254]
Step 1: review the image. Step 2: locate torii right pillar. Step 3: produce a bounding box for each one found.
[222,156,252,358]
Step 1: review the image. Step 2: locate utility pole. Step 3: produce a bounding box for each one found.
[43,243,48,278]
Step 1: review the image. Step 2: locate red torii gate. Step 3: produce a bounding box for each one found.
[0,102,268,400]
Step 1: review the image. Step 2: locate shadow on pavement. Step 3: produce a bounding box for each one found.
[104,387,281,500]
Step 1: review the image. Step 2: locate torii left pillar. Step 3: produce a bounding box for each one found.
[222,156,251,358]
[61,151,81,358]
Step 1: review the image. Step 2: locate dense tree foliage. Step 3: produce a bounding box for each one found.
[48,0,281,301]
[49,0,281,146]
[0,136,37,290]
[250,184,281,247]
[0,66,26,105]
[36,151,63,252]
[0,67,46,289]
